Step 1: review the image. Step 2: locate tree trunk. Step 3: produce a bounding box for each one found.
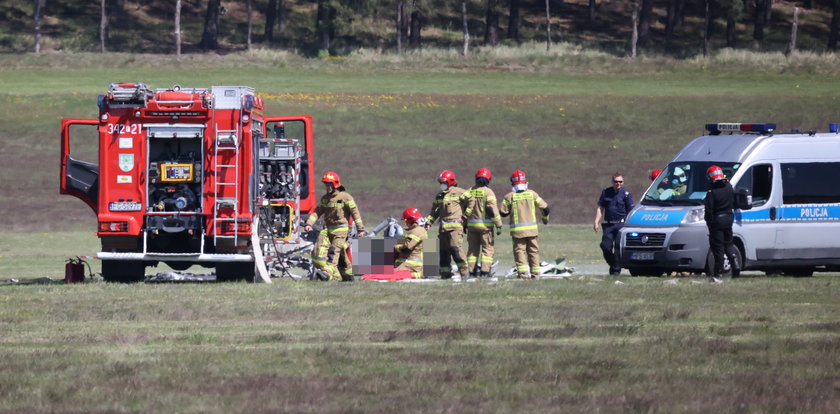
[396,0,403,53]
[665,0,677,38]
[175,0,182,56]
[507,0,520,42]
[675,0,686,27]
[703,0,711,57]
[589,0,597,23]
[316,0,330,52]
[400,0,410,48]
[638,0,654,47]
[409,10,422,48]
[246,0,252,50]
[278,0,287,33]
[631,5,638,58]
[33,0,45,54]
[830,0,840,50]
[484,0,499,46]
[753,0,773,47]
[100,0,108,52]
[462,1,469,56]
[726,15,736,47]
[544,0,551,51]
[201,0,221,51]
[786,6,798,56]
[264,0,277,42]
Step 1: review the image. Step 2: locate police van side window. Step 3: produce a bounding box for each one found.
[736,164,772,207]
[781,162,840,204]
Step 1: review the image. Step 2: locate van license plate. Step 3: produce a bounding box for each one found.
[629,251,655,261]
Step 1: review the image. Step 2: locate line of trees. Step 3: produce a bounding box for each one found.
[27,0,840,56]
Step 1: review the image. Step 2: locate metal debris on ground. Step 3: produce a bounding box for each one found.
[145,271,216,283]
[506,258,575,279]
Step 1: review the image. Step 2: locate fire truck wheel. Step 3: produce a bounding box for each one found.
[102,260,146,283]
[216,262,256,282]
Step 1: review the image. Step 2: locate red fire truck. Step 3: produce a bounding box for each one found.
[60,83,315,282]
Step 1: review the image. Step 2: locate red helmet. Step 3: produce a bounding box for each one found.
[475,168,492,180]
[707,165,725,181]
[510,170,527,185]
[402,207,422,224]
[649,169,663,181]
[322,171,341,188]
[438,170,457,187]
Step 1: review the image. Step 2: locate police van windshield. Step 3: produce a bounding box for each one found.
[642,162,741,206]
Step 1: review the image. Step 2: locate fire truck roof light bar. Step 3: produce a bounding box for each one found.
[705,123,776,135]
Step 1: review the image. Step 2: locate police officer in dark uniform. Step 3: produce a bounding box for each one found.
[594,172,634,275]
[704,165,740,281]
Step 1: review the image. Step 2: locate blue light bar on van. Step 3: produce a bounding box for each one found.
[705,123,776,134]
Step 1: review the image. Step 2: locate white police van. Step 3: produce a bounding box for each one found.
[619,122,840,277]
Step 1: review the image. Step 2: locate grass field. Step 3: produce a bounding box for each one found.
[2,50,840,412]
[2,228,840,412]
[3,50,840,230]
[2,259,840,412]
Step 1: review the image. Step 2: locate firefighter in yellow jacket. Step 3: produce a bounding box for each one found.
[394,207,427,279]
[460,168,503,277]
[304,171,366,281]
[500,170,550,279]
[425,170,468,279]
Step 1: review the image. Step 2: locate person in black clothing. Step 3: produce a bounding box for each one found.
[704,165,740,280]
[594,172,634,275]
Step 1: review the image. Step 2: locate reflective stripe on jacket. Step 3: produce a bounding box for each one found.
[426,186,466,232]
[500,189,549,238]
[460,187,502,231]
[306,190,365,232]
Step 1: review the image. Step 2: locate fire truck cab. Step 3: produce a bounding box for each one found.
[60,83,315,282]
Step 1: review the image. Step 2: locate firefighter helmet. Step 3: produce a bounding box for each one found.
[475,168,492,180]
[322,171,341,188]
[707,165,725,182]
[510,170,527,185]
[402,207,422,225]
[649,169,663,181]
[438,170,457,187]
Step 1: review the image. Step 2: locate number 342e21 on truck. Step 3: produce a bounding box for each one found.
[60,83,315,282]
[620,122,840,277]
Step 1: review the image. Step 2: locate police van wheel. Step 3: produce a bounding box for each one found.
[628,268,664,277]
[102,260,146,283]
[783,267,814,277]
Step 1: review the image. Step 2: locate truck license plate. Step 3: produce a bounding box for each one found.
[109,201,142,211]
[629,251,655,261]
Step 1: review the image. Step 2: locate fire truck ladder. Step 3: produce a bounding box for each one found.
[212,127,240,246]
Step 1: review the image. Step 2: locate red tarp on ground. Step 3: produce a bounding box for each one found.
[361,270,414,281]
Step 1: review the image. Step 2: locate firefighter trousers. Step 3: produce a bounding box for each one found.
[312,229,352,281]
[438,228,467,278]
[395,257,424,279]
[466,229,494,275]
[512,236,541,277]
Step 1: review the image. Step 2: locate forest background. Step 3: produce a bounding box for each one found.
[5,0,840,56]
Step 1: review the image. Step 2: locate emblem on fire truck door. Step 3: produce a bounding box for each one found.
[119,154,134,172]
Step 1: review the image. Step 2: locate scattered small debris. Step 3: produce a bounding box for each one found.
[614,280,625,285]
[145,271,216,283]
[663,279,679,285]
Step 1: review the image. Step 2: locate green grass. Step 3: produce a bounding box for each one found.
[1,244,839,412]
[3,52,840,229]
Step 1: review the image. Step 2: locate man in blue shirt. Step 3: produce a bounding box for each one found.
[593,172,634,275]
